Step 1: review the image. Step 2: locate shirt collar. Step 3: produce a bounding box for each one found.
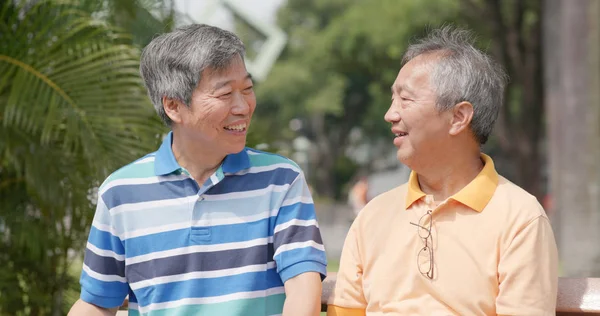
[405,153,499,212]
[154,132,180,176]
[221,148,251,174]
[154,131,251,176]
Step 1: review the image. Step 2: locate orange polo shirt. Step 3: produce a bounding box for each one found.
[328,154,558,315]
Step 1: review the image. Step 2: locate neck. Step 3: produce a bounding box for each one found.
[171,130,225,185]
[415,146,483,202]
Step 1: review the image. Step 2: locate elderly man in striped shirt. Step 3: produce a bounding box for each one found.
[69,24,327,316]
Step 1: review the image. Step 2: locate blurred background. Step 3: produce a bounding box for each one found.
[1,0,599,314]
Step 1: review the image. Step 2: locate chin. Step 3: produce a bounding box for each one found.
[226,143,247,154]
[396,150,414,167]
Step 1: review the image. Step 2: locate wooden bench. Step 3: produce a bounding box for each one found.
[118,273,600,314]
[320,273,600,315]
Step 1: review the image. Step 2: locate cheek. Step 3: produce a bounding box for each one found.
[199,105,229,125]
[247,95,257,114]
[406,115,442,143]
[424,119,449,141]
[249,104,256,117]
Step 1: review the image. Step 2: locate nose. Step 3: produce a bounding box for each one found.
[384,104,401,123]
[231,92,252,116]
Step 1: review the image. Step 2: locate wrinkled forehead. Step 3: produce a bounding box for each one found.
[200,56,251,87]
[394,56,438,93]
[202,55,246,77]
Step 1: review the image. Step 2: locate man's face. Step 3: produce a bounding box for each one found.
[175,56,256,156]
[384,54,452,168]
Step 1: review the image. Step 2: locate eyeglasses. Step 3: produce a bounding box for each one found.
[410,210,434,279]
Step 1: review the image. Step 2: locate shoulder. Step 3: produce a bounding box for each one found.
[367,183,408,209]
[486,176,549,239]
[493,175,548,218]
[97,152,159,198]
[243,148,305,182]
[239,148,312,205]
[354,183,408,226]
[244,147,302,170]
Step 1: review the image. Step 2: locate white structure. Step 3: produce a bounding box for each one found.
[172,0,287,82]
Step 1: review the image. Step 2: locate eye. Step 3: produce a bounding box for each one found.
[239,86,252,96]
[219,92,232,98]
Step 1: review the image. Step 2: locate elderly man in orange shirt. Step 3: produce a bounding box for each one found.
[328,26,558,316]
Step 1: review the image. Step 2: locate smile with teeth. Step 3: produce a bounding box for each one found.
[395,132,408,137]
[224,123,247,132]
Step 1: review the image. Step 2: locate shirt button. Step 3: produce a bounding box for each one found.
[425,195,434,205]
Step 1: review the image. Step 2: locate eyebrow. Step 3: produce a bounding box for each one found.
[391,84,413,95]
[212,73,253,92]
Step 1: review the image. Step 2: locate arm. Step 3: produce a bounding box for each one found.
[327,224,366,316]
[71,195,129,312]
[282,272,322,316]
[496,216,558,316]
[272,170,327,312]
[68,299,119,316]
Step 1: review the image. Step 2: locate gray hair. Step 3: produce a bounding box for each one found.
[402,26,508,145]
[140,24,246,126]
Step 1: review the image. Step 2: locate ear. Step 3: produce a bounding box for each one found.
[162,96,185,124]
[448,101,474,136]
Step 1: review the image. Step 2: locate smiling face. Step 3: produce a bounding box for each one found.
[165,55,256,157]
[384,54,453,169]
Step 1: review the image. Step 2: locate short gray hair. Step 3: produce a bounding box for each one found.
[403,26,508,145]
[140,24,246,126]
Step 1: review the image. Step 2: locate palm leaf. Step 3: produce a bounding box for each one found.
[0,0,165,172]
[0,1,168,313]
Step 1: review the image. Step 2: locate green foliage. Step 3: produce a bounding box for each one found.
[0,0,166,314]
[253,0,461,197]
[332,155,359,200]
[260,0,460,132]
[76,0,177,48]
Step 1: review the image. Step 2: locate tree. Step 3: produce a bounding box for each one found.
[544,0,600,277]
[254,0,460,199]
[0,1,166,314]
[460,0,546,200]
[78,0,177,48]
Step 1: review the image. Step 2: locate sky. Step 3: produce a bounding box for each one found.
[173,0,286,31]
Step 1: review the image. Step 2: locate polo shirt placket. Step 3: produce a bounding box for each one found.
[185,168,225,243]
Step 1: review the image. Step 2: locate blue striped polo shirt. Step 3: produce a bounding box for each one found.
[79,132,328,315]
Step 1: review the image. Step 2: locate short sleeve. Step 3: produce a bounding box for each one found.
[327,222,367,316]
[272,172,327,283]
[496,216,558,315]
[79,196,128,308]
